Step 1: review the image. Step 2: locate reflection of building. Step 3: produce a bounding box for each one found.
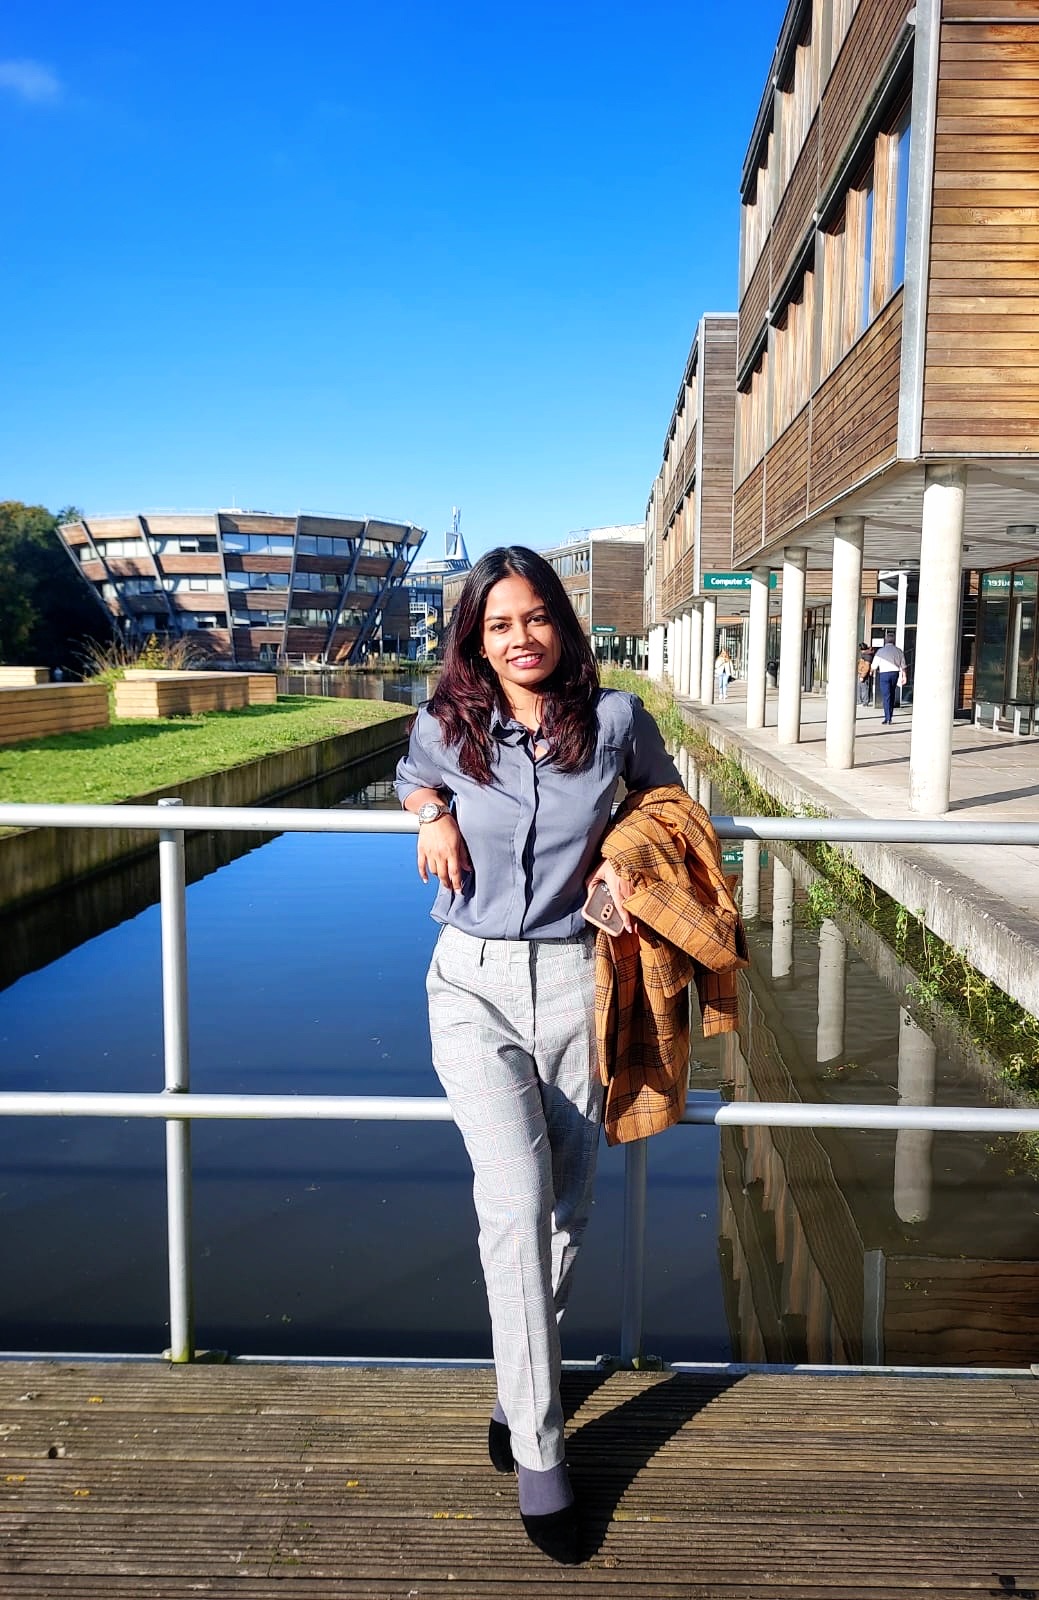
[717,856,1039,1369]
[541,525,646,667]
[58,511,425,666]
[402,510,471,660]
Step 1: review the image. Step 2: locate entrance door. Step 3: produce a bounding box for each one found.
[1008,578,1037,724]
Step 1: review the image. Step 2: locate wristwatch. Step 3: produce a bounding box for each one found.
[417,800,451,824]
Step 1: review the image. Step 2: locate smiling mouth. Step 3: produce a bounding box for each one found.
[509,654,543,668]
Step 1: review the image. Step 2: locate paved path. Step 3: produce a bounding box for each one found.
[672,679,1039,1016]
[2,1359,1037,1596]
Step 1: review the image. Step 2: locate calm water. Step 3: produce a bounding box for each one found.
[0,740,1035,1366]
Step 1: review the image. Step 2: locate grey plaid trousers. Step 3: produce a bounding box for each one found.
[427,924,604,1470]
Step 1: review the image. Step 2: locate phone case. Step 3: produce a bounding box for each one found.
[582,880,622,935]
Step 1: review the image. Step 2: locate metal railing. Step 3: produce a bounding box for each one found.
[2,799,1039,1367]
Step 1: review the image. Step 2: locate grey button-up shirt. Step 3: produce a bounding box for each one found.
[394,688,681,940]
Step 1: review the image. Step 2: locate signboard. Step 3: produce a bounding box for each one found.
[591,624,616,634]
[702,571,778,592]
[981,572,1036,596]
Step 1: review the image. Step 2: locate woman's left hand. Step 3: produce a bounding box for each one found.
[587,860,635,934]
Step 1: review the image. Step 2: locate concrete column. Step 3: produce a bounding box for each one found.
[815,919,847,1065]
[825,517,865,771]
[894,1008,937,1224]
[666,619,677,685]
[678,744,691,792]
[700,597,717,703]
[687,604,703,703]
[909,463,967,816]
[698,768,713,813]
[746,566,770,730]
[741,842,761,920]
[678,611,691,696]
[771,857,794,981]
[778,548,807,746]
[647,626,660,680]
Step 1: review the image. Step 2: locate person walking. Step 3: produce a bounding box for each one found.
[870,632,907,724]
[857,642,875,708]
[714,647,733,701]
[394,546,684,1564]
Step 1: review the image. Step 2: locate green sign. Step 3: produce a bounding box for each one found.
[981,571,1037,596]
[591,624,616,634]
[703,571,778,592]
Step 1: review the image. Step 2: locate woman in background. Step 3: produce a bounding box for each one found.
[395,545,681,1564]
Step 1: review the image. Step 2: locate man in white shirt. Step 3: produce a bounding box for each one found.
[870,633,908,725]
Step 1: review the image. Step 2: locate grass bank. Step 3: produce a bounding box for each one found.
[0,696,406,808]
[604,667,1039,1098]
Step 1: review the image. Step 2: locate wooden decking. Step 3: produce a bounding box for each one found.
[1,1360,1037,1597]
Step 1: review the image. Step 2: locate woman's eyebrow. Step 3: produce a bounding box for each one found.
[484,606,546,622]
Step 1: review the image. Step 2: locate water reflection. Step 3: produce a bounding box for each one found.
[277,670,436,707]
[678,743,1039,1370]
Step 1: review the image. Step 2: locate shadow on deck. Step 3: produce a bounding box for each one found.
[1,1360,1038,1597]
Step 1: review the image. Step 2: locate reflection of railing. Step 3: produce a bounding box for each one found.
[2,801,1038,1368]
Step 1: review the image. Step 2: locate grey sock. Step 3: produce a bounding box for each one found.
[492,1398,508,1426]
[517,1461,573,1517]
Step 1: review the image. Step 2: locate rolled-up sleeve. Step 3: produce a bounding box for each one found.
[625,698,682,792]
[393,707,453,805]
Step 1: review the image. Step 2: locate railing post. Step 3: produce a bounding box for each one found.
[158,798,194,1363]
[620,1138,648,1366]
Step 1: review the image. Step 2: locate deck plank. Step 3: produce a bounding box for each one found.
[1,1361,1038,1596]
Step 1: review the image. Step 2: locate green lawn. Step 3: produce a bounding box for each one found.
[0,696,408,807]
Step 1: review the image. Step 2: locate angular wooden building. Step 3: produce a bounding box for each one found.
[59,511,425,667]
[729,0,1039,812]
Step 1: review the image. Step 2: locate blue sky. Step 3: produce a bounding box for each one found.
[2,0,785,559]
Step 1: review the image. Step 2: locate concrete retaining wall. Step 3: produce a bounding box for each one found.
[682,707,1039,1021]
[0,711,411,911]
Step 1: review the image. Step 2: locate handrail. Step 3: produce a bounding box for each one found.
[1,798,1037,1367]
[4,800,1039,845]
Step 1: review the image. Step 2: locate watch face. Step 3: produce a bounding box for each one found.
[418,802,443,823]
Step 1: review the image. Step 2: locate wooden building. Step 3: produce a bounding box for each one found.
[59,511,425,667]
[725,0,1039,811]
[541,525,646,667]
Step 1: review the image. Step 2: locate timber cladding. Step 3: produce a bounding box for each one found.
[820,0,909,179]
[771,118,820,295]
[922,17,1039,454]
[739,250,770,370]
[592,541,644,637]
[734,460,765,566]
[765,405,811,540]
[0,684,110,746]
[700,320,738,575]
[809,293,902,513]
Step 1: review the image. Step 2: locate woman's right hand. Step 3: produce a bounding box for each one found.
[417,814,471,893]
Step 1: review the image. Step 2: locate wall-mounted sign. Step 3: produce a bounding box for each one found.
[591,624,616,634]
[702,571,778,592]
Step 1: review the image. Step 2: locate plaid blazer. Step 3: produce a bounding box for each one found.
[594,785,749,1146]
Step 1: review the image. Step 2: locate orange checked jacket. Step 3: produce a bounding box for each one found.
[593,785,748,1146]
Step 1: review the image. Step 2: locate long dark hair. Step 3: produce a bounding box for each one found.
[429,545,599,783]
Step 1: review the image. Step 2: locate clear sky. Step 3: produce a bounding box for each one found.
[2,0,786,560]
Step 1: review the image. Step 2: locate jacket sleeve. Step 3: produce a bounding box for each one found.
[393,707,453,805]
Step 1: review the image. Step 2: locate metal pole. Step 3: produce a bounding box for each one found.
[620,1138,648,1365]
[159,798,194,1363]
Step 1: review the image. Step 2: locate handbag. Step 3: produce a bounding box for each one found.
[897,666,907,688]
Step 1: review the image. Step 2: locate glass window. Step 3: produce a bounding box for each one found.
[976,574,1012,702]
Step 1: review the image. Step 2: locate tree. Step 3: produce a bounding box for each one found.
[0,501,113,671]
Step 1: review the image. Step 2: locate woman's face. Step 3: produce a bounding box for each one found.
[480,573,561,700]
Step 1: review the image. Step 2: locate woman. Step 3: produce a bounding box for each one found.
[714,646,733,701]
[394,546,681,1564]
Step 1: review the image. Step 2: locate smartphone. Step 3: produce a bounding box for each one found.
[582,879,622,936]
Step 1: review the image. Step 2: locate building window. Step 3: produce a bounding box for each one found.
[736,350,768,480]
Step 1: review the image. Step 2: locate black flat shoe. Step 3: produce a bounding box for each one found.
[520,1501,580,1565]
[488,1417,514,1473]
